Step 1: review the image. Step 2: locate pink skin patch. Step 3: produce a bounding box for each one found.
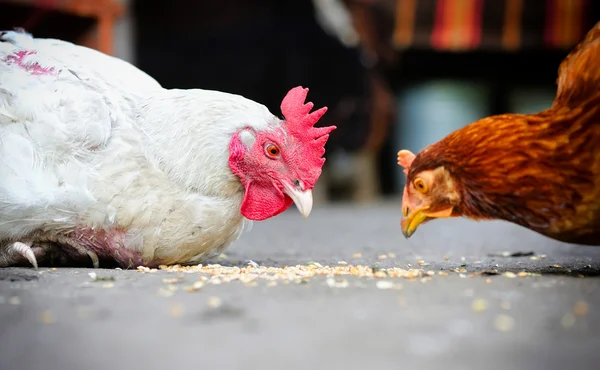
[4,50,56,75]
[229,86,336,221]
[73,226,144,268]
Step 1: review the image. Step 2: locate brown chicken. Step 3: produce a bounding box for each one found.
[397,21,600,246]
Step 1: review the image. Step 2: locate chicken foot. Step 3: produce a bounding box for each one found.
[8,241,38,269]
[2,228,141,268]
[1,239,99,268]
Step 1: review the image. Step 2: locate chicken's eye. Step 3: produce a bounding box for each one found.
[413,178,428,193]
[264,143,281,158]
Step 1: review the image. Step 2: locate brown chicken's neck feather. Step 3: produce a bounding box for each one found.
[408,95,600,241]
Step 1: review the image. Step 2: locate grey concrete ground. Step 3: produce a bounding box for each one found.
[1,202,599,370]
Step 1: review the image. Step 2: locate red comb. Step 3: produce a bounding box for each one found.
[280,87,336,176]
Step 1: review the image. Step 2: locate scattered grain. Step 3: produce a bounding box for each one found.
[352,252,362,259]
[327,278,349,288]
[471,299,488,312]
[561,313,576,328]
[376,280,395,290]
[40,311,56,325]
[207,296,222,308]
[89,272,115,282]
[573,301,589,316]
[169,303,185,318]
[503,272,517,279]
[494,314,515,332]
[184,281,205,292]
[154,262,424,286]
[378,254,388,260]
[337,261,348,265]
[374,271,387,278]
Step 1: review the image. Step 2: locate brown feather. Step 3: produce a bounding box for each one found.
[555,22,600,109]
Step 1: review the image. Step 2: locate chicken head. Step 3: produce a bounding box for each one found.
[229,87,336,221]
[397,149,460,238]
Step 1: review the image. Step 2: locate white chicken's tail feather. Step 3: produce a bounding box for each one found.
[0,29,35,49]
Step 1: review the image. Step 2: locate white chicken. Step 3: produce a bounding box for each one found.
[0,30,335,269]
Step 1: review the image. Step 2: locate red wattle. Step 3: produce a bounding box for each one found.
[240,181,294,221]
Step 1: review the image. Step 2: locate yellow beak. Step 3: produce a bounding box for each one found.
[401,207,429,238]
[401,206,455,238]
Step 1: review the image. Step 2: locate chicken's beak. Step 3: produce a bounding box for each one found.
[282,182,313,219]
[401,207,429,238]
[401,206,454,238]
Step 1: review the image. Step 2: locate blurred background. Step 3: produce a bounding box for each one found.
[1,0,598,204]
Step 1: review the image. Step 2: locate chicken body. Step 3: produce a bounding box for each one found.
[0,30,334,268]
[397,22,600,246]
